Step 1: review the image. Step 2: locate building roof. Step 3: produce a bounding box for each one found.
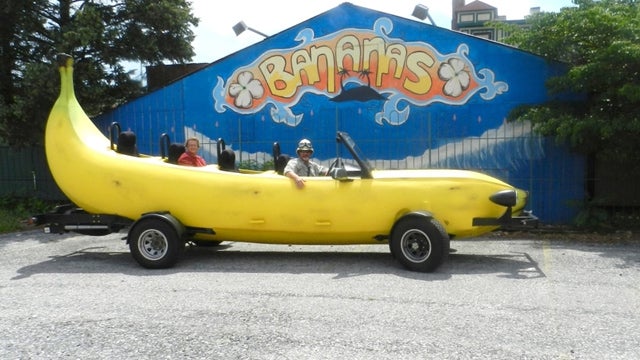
[460,0,497,12]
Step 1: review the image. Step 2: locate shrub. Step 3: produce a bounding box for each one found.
[0,196,57,233]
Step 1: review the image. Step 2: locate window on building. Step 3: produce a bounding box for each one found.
[459,14,474,23]
[477,12,492,22]
[471,31,493,40]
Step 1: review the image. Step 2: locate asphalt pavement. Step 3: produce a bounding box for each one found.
[1,230,639,359]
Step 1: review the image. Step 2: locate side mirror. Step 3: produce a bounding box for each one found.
[330,167,352,181]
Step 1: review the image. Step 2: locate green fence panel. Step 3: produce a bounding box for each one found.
[0,146,66,200]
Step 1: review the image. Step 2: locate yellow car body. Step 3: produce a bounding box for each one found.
[40,55,535,272]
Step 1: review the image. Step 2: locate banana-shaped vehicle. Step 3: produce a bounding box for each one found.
[35,54,537,272]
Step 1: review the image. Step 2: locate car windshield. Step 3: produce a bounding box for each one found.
[336,131,373,179]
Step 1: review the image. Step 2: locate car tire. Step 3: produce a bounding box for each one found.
[129,218,183,269]
[389,217,449,272]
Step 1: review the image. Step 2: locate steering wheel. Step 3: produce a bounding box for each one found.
[327,157,341,175]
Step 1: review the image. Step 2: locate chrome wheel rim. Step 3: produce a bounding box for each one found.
[137,229,168,261]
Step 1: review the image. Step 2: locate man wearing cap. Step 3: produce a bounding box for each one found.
[284,139,328,189]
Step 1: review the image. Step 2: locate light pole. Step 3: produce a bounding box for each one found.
[412,4,436,26]
[232,21,269,38]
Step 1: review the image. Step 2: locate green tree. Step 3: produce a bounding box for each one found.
[0,0,199,147]
[502,0,640,162]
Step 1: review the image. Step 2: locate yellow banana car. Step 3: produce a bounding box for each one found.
[35,54,537,272]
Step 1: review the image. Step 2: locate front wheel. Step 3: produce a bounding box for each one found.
[129,218,183,269]
[389,217,449,272]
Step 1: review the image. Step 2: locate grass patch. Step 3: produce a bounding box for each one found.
[0,196,59,234]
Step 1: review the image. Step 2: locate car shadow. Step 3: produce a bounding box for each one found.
[447,252,545,279]
[11,243,545,281]
[0,229,80,247]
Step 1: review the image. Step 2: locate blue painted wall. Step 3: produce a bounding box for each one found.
[96,3,584,224]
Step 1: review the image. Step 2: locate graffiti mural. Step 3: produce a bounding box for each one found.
[213,18,508,127]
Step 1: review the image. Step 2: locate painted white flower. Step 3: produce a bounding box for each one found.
[438,58,470,97]
[228,71,264,108]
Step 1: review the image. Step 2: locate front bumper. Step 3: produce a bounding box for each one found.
[472,208,539,228]
[472,189,539,228]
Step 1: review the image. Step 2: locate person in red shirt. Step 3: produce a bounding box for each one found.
[178,137,206,167]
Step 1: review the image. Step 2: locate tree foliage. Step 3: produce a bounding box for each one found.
[502,0,640,161]
[0,0,198,147]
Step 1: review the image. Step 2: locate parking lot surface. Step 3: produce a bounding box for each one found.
[1,230,639,359]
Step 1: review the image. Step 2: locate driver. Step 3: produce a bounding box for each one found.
[284,139,328,189]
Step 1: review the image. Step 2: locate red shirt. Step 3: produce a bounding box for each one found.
[178,152,206,167]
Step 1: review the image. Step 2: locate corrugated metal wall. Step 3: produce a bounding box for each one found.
[91,4,587,225]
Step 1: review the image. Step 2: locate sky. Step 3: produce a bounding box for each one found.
[186,0,576,64]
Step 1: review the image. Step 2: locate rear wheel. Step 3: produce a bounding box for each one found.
[389,217,449,272]
[129,218,183,269]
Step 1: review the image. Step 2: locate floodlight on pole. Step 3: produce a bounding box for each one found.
[232,21,269,38]
[412,4,436,26]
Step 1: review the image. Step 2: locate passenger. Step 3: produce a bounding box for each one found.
[284,139,327,189]
[178,137,206,167]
